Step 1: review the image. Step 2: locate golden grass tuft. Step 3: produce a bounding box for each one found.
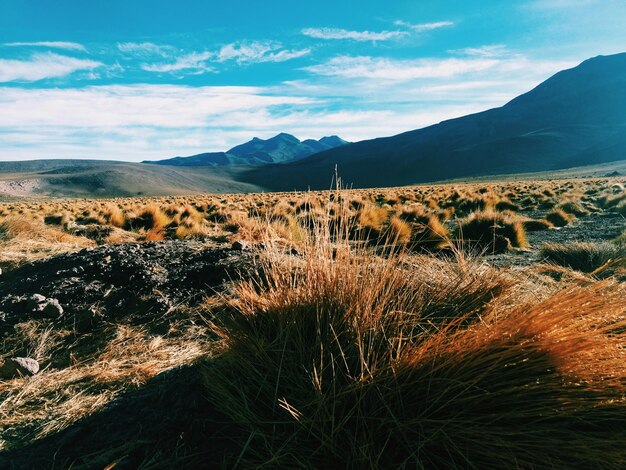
[124,205,171,232]
[546,208,575,227]
[541,241,626,277]
[203,212,626,468]
[455,211,528,253]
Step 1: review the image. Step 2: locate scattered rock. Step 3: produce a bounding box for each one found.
[25,294,64,317]
[0,241,258,332]
[26,294,47,311]
[0,357,40,379]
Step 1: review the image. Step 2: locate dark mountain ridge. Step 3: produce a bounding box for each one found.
[241,53,626,190]
[144,133,349,167]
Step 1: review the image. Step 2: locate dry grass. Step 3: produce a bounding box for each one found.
[0,324,210,449]
[0,177,620,263]
[1,176,625,466]
[202,208,626,468]
[455,210,528,253]
[546,208,575,227]
[541,241,626,277]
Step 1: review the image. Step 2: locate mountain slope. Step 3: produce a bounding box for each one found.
[145,133,348,167]
[241,53,626,190]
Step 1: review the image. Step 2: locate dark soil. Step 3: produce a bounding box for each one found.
[0,241,258,334]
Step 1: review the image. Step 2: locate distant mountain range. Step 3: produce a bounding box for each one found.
[144,133,349,166]
[242,52,626,190]
[1,53,625,198]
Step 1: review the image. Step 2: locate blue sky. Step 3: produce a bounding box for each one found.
[0,0,624,161]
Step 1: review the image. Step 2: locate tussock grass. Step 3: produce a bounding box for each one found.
[455,211,528,253]
[546,208,575,227]
[203,209,626,468]
[124,205,171,232]
[522,218,553,231]
[541,241,626,276]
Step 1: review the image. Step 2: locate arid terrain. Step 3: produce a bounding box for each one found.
[0,176,624,468]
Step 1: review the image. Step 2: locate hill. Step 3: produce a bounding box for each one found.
[0,160,261,198]
[144,133,348,166]
[241,53,626,190]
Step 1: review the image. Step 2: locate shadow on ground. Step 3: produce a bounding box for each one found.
[0,362,240,469]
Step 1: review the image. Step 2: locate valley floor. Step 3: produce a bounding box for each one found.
[0,177,625,468]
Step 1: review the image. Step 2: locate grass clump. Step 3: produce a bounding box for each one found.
[522,218,553,231]
[124,206,171,232]
[546,208,575,227]
[540,241,626,275]
[455,211,528,253]
[204,218,626,468]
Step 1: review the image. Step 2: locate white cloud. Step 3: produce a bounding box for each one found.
[217,41,310,64]
[4,41,86,52]
[0,53,102,82]
[450,45,510,57]
[0,48,581,161]
[142,51,214,73]
[0,84,320,160]
[0,85,315,129]
[302,27,407,41]
[303,56,501,80]
[117,42,177,57]
[393,20,455,32]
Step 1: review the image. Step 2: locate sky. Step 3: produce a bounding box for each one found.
[0,0,624,162]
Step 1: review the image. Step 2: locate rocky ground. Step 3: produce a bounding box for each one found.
[0,240,258,335]
[0,241,262,467]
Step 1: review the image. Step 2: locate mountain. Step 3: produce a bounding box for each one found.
[241,53,626,190]
[144,133,349,167]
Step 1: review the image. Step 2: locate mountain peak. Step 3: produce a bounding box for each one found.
[241,52,626,190]
[147,132,348,167]
[319,135,349,146]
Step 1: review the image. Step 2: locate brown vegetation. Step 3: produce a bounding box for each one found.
[1,176,625,466]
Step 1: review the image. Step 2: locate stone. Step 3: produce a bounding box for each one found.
[26,293,47,311]
[0,357,40,379]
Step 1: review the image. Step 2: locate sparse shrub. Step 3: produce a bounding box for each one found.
[44,213,67,226]
[540,241,626,275]
[125,206,171,232]
[523,218,553,231]
[494,198,520,212]
[102,204,126,228]
[355,204,389,240]
[385,216,412,244]
[411,214,450,249]
[455,211,528,253]
[598,192,626,209]
[557,200,590,217]
[546,209,575,227]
